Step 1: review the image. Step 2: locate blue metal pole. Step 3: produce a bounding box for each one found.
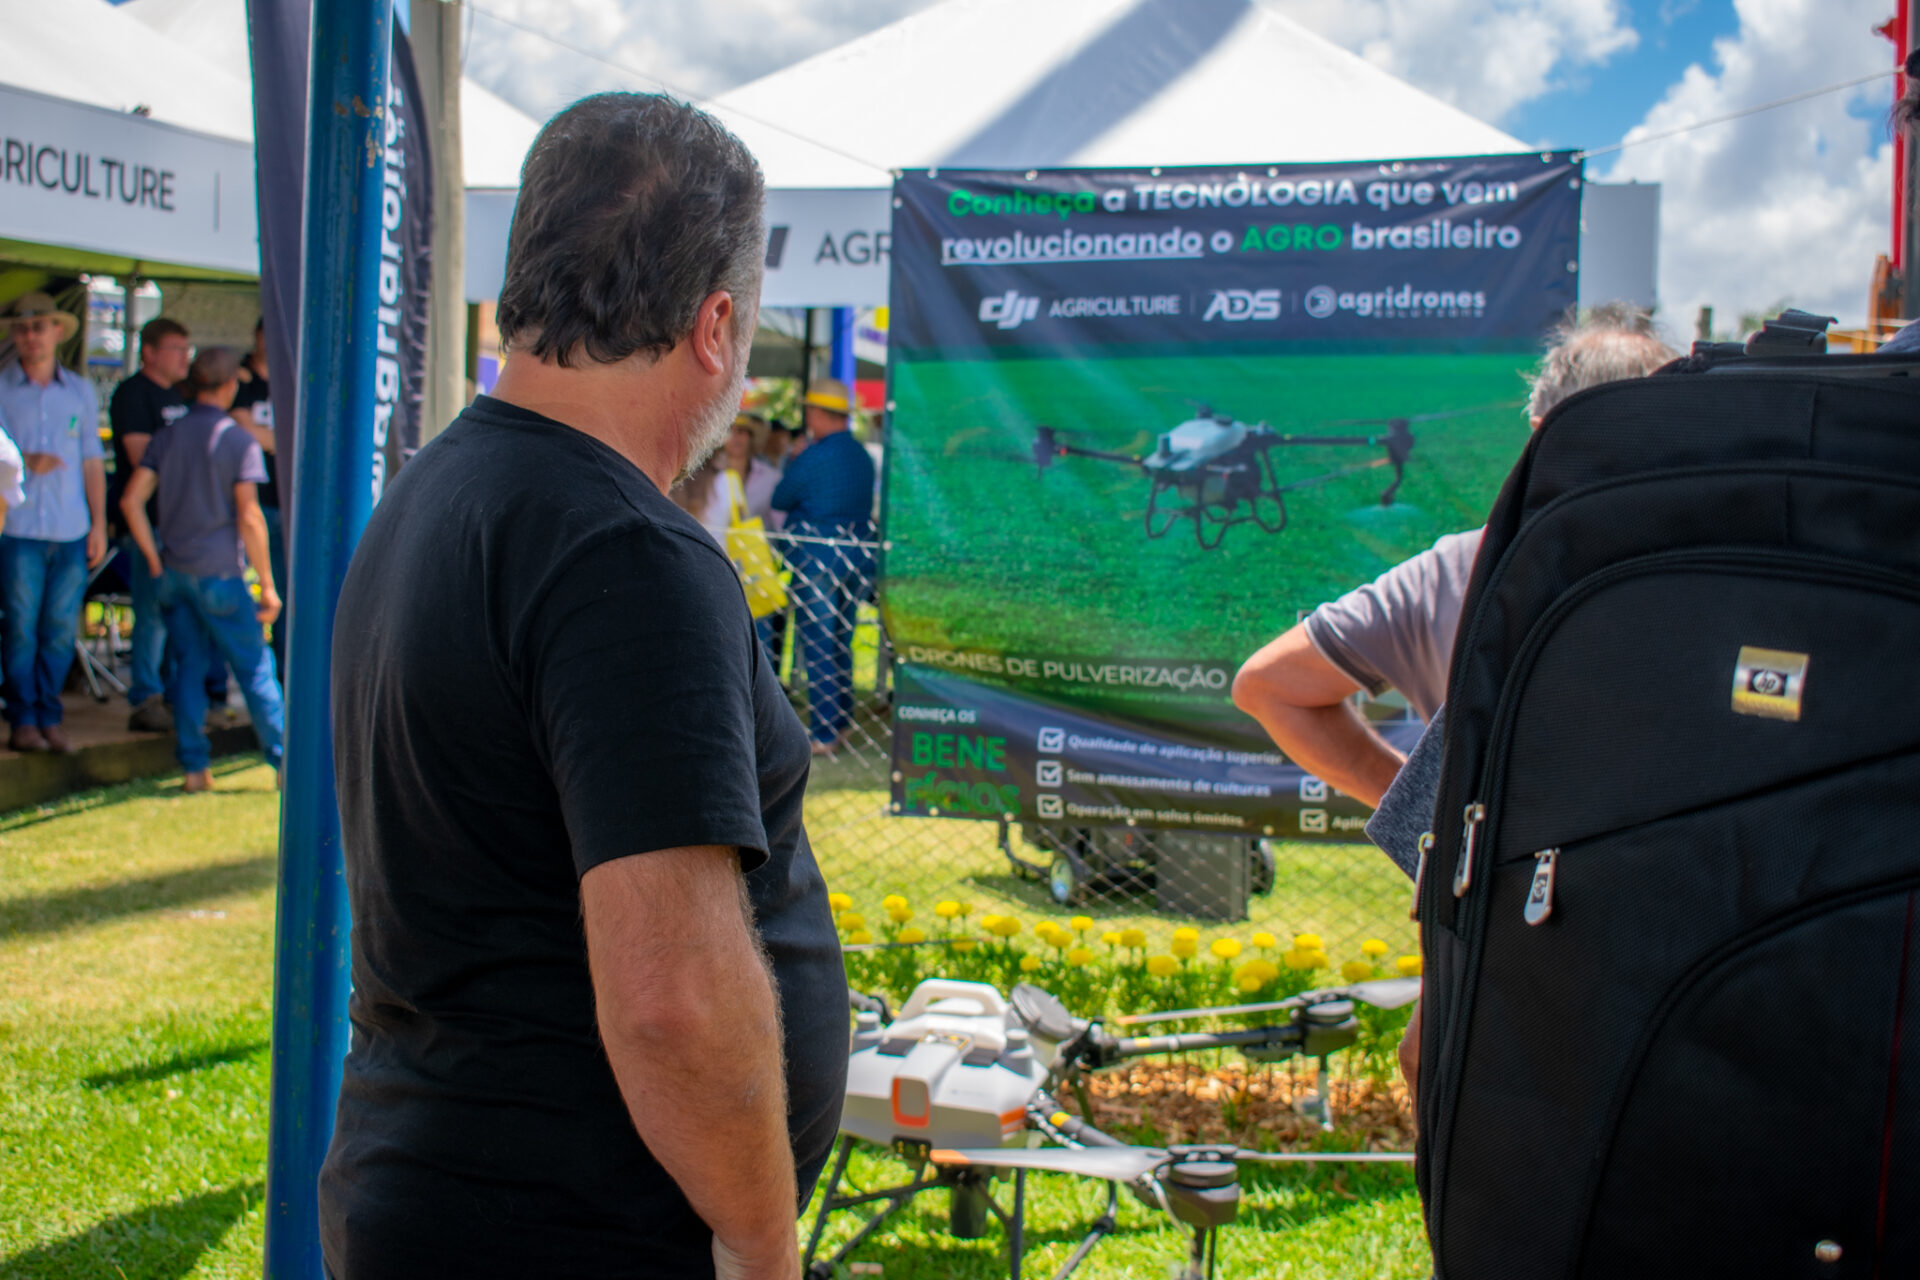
[263,1,391,1274]
[830,306,856,387]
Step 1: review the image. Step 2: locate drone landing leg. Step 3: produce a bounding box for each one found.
[1011,1168,1025,1280]
[1045,1181,1120,1280]
[801,1135,857,1271]
[802,1147,949,1280]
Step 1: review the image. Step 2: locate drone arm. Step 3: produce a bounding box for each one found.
[1057,444,1146,466]
[1110,1025,1304,1059]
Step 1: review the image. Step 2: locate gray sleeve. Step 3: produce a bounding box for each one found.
[1299,528,1482,720]
[1364,706,1448,879]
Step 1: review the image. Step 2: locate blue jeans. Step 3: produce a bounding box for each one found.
[122,535,168,705]
[0,535,89,728]
[790,541,871,746]
[159,569,285,772]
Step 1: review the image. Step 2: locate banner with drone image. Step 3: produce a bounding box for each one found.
[880,152,1582,839]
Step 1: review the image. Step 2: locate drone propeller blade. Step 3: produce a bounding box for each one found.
[1348,976,1422,1010]
[1231,1150,1416,1165]
[932,1145,1169,1182]
[1113,977,1421,1026]
[1404,399,1526,423]
[1322,400,1524,428]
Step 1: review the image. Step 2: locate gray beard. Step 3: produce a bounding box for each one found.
[676,359,749,484]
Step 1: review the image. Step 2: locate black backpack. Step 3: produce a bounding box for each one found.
[1415,324,1920,1278]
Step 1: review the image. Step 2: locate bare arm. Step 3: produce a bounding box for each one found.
[83,457,107,566]
[121,469,162,577]
[581,845,799,1280]
[233,482,280,626]
[230,407,275,455]
[123,431,153,469]
[1232,623,1405,809]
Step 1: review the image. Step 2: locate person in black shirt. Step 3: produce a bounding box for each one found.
[228,318,285,676]
[108,316,192,731]
[320,93,847,1280]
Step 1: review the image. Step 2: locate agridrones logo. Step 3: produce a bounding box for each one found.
[1304,282,1488,320]
[1202,288,1281,322]
[979,289,1041,330]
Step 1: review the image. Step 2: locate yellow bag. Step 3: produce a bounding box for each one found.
[724,470,789,620]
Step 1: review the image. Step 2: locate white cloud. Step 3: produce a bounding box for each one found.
[1262,0,1639,123]
[1598,0,1894,330]
[460,0,939,123]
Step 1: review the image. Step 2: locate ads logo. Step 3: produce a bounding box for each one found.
[1304,286,1338,319]
[979,290,1041,330]
[1202,288,1281,322]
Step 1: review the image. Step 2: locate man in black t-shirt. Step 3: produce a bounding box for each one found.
[321,94,846,1280]
[228,319,284,675]
[108,316,191,730]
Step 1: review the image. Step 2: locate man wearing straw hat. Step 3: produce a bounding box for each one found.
[771,377,875,755]
[0,292,108,754]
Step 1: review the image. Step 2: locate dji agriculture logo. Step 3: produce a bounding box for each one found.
[979,290,1041,330]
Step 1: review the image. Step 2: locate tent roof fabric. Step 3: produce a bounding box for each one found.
[115,0,541,186]
[8,0,255,141]
[710,0,1527,189]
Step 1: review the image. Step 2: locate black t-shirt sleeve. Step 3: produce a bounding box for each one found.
[110,379,154,440]
[521,525,769,879]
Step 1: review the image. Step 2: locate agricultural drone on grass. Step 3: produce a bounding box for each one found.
[1027,403,1513,549]
[805,975,1419,1279]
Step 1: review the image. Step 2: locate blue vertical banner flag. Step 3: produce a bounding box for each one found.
[254,6,432,1277]
[880,153,1580,840]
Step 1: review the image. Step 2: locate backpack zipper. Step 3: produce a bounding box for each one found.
[1523,849,1560,925]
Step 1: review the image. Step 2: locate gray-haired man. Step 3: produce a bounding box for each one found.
[320,94,845,1280]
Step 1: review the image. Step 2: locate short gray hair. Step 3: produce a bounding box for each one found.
[1526,303,1677,420]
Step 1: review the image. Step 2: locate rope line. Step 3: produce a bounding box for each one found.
[1577,67,1898,161]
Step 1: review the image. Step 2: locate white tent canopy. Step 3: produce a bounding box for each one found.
[708,0,1527,190]
[606,0,1659,311]
[473,0,1559,307]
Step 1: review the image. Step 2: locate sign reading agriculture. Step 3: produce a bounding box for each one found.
[881,153,1581,838]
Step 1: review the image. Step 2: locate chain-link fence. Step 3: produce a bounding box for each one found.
[762,531,1422,982]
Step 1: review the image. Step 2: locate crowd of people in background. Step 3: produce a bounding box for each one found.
[0,291,284,789]
[670,374,880,756]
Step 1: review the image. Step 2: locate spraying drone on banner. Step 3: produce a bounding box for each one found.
[1028,402,1515,549]
[805,975,1419,1279]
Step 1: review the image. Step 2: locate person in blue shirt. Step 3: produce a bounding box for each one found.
[771,378,875,754]
[0,293,109,754]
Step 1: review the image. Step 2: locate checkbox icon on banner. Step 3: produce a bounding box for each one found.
[1037,727,1065,753]
[1299,777,1328,802]
[1299,809,1328,833]
[1036,760,1062,787]
[1037,794,1064,819]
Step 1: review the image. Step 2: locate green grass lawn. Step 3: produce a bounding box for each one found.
[0,764,1425,1279]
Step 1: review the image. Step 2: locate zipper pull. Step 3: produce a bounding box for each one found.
[1523,849,1560,925]
[1409,832,1434,921]
[1452,802,1486,898]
